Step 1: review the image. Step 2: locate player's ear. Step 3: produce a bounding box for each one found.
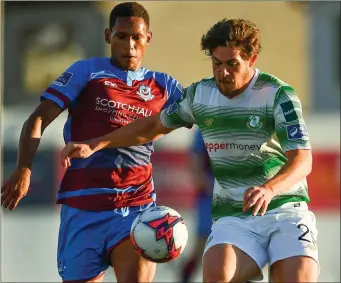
[146,31,152,45]
[249,53,258,67]
[104,28,111,44]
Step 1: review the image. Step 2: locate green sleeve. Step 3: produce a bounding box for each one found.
[274,86,311,152]
[160,82,198,128]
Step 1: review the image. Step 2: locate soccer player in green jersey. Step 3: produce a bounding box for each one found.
[60,19,319,282]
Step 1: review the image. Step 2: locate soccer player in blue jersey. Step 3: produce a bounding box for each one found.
[180,129,213,283]
[1,2,184,282]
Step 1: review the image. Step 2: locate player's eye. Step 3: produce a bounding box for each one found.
[228,61,239,67]
[117,34,126,40]
[213,61,222,66]
[113,32,127,40]
[132,35,144,41]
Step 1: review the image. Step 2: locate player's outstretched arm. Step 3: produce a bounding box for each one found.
[62,82,197,167]
[61,113,175,167]
[92,112,173,148]
[1,100,63,210]
[17,100,63,169]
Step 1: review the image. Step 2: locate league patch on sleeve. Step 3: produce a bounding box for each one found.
[286,124,309,140]
[280,101,298,122]
[166,102,179,115]
[52,72,73,87]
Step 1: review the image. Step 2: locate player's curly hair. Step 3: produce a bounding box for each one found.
[109,2,150,29]
[201,19,261,59]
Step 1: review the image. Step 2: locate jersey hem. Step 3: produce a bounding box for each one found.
[212,195,310,220]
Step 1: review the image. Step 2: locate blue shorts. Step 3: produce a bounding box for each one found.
[57,202,155,281]
[196,194,213,237]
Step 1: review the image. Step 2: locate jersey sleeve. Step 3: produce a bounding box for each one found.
[161,76,185,110]
[160,82,197,129]
[273,86,311,152]
[40,60,89,110]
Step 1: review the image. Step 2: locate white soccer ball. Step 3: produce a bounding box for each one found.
[130,205,188,263]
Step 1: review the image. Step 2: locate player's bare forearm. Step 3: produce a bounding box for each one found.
[16,100,62,170]
[16,120,40,170]
[89,113,173,151]
[263,149,312,195]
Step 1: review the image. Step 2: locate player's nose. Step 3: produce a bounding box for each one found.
[222,68,230,77]
[123,37,136,50]
[217,68,229,81]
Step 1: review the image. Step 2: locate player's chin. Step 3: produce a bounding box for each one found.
[218,84,233,96]
[120,57,140,70]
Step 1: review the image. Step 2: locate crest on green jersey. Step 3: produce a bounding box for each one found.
[247,115,263,130]
[204,118,214,126]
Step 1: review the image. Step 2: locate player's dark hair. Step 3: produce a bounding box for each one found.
[109,2,150,29]
[201,19,261,59]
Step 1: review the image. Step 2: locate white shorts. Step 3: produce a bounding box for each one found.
[204,202,319,273]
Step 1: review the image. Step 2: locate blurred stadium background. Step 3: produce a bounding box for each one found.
[1,1,340,282]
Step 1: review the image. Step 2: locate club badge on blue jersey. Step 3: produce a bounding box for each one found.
[53,72,73,87]
[286,123,309,140]
[137,85,154,101]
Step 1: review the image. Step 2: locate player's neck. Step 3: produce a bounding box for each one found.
[110,58,142,72]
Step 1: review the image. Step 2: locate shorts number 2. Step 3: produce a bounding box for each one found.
[297,223,316,245]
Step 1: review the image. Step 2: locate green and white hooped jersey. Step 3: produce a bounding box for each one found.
[160,69,311,219]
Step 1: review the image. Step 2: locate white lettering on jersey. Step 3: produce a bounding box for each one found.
[104,81,117,88]
[95,97,153,117]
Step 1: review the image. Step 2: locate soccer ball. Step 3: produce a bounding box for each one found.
[130,205,188,263]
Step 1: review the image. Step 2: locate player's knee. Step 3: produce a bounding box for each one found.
[134,258,156,283]
[203,246,238,283]
[110,237,156,283]
[270,256,319,282]
[115,272,136,283]
[203,267,245,283]
[203,266,232,283]
[203,244,261,283]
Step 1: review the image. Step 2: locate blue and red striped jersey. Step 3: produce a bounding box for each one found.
[41,57,184,211]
